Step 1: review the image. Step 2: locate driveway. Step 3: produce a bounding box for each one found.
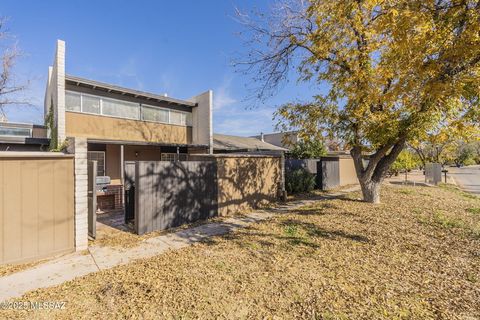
[448,165,480,195]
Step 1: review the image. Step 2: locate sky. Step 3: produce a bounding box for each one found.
[1,0,317,136]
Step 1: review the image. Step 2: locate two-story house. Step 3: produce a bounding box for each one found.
[45,40,212,249]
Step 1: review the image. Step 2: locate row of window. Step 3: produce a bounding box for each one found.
[66,91,192,126]
[0,126,32,137]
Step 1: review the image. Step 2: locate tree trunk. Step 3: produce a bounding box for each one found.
[351,137,407,204]
[359,180,381,204]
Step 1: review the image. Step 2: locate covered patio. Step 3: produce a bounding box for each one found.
[86,139,208,215]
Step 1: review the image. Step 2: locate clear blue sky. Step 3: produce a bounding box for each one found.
[1,1,317,136]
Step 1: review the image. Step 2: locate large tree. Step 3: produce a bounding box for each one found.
[0,18,28,119]
[237,0,480,203]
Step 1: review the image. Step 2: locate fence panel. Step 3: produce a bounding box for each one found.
[285,159,319,174]
[318,158,340,190]
[0,155,74,265]
[135,161,218,235]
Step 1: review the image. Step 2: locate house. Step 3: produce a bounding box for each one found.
[0,122,50,151]
[252,131,299,149]
[253,131,347,153]
[44,40,213,250]
[213,133,287,154]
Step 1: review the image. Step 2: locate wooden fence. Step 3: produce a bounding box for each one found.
[135,161,218,235]
[286,156,358,190]
[132,155,282,235]
[0,153,74,265]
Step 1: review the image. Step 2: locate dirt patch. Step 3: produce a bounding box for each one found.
[1,185,479,319]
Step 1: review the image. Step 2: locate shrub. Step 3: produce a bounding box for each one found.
[285,168,316,194]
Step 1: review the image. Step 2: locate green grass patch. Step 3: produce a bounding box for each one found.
[284,225,298,237]
[398,189,415,195]
[467,208,480,215]
[433,211,464,229]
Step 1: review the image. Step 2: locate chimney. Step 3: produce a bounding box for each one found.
[260,132,264,142]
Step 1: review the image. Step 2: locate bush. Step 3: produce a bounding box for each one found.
[285,168,316,194]
[463,157,476,166]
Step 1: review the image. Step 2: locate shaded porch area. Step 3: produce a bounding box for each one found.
[86,140,209,238]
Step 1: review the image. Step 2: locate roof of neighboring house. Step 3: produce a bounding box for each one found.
[0,122,49,146]
[65,75,197,108]
[213,134,288,152]
[251,131,299,149]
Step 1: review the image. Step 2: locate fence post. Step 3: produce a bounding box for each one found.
[280,153,287,201]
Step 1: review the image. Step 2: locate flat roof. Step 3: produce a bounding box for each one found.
[65,75,197,108]
[87,138,208,148]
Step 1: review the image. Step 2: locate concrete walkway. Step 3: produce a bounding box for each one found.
[0,186,359,302]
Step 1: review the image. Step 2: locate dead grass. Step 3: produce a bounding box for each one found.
[1,185,479,319]
[0,260,44,278]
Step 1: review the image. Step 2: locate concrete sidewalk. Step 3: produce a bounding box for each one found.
[0,186,359,302]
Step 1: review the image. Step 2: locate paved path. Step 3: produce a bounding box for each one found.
[0,186,359,302]
[448,165,480,195]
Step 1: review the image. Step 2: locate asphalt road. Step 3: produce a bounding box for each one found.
[448,165,480,195]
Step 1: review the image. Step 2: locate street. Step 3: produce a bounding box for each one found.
[448,165,480,195]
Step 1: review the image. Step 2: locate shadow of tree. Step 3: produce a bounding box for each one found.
[280,219,370,243]
[132,155,282,235]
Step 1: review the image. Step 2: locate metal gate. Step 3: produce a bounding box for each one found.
[124,161,136,223]
[318,157,340,190]
[87,160,97,239]
[135,161,218,235]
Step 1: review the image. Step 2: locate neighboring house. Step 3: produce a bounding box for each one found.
[44,40,213,249]
[213,133,287,154]
[253,131,347,153]
[0,122,50,151]
[252,131,299,149]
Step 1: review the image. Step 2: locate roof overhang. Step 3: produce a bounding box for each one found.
[65,75,197,108]
[86,138,208,148]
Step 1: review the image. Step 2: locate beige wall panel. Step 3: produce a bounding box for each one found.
[53,159,73,250]
[339,158,358,186]
[3,161,21,263]
[0,157,74,265]
[66,112,192,144]
[21,161,39,259]
[217,157,281,216]
[106,144,121,184]
[38,160,55,256]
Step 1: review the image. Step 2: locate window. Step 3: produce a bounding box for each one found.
[64,90,192,126]
[82,95,101,114]
[65,91,81,112]
[160,153,188,161]
[0,126,31,137]
[142,105,169,123]
[161,153,176,161]
[170,111,185,125]
[102,98,139,120]
[88,151,105,176]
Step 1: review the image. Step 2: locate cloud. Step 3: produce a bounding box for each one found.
[213,77,236,110]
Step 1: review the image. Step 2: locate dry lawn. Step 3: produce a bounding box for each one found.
[1,184,479,319]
